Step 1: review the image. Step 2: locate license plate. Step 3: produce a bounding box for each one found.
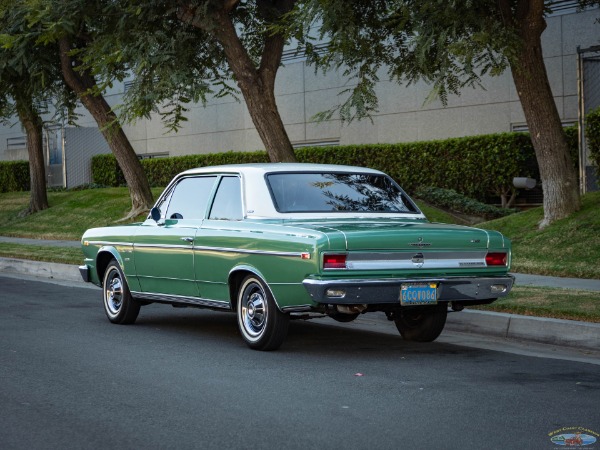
[400,283,438,306]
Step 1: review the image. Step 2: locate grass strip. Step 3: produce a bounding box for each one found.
[470,286,600,323]
[0,243,83,265]
[0,188,162,240]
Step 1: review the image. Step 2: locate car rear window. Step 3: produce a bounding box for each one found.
[266,172,418,213]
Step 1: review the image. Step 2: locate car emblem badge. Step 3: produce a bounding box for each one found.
[410,237,431,248]
[412,252,425,268]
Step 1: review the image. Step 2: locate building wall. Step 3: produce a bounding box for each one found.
[0,5,598,162]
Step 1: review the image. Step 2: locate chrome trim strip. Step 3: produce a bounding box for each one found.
[134,243,192,250]
[281,305,314,312]
[131,291,231,310]
[193,246,303,257]
[138,276,196,282]
[348,251,487,261]
[88,241,132,247]
[346,259,487,270]
[345,251,488,270]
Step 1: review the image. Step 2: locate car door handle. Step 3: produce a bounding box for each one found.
[181,237,194,243]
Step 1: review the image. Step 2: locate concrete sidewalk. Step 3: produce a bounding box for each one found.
[1,255,599,352]
[514,273,600,291]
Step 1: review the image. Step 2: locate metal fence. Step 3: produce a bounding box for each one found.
[578,45,600,193]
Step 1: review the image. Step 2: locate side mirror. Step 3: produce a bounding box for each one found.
[150,207,161,222]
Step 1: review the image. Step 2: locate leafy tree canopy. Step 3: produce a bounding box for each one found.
[0,0,75,125]
[289,0,598,122]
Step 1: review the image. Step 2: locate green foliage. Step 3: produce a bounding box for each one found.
[141,151,271,187]
[91,132,552,201]
[415,186,517,219]
[92,151,270,187]
[296,133,535,201]
[0,160,29,192]
[0,1,76,125]
[290,0,516,121]
[91,154,125,188]
[586,107,600,174]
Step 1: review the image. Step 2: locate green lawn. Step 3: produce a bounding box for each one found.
[480,191,600,279]
[0,243,82,265]
[415,200,464,225]
[470,286,600,323]
[0,188,163,240]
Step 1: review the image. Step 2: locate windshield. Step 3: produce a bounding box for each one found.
[266,172,419,214]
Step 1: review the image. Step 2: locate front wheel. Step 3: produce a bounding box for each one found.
[394,304,447,342]
[237,275,289,351]
[102,259,140,324]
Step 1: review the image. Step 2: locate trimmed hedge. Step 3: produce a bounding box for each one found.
[415,186,518,220]
[92,132,540,202]
[586,107,600,175]
[4,123,592,197]
[296,134,534,202]
[0,161,30,193]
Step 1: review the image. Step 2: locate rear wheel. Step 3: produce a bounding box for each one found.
[237,275,289,351]
[102,259,140,324]
[394,304,447,342]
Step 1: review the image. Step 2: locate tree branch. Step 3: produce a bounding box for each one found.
[257,0,296,89]
[497,0,514,28]
[223,0,239,13]
[59,37,104,102]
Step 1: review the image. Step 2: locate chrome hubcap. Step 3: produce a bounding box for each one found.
[242,288,267,338]
[105,270,123,315]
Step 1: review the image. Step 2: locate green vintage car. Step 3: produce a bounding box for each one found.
[80,163,513,350]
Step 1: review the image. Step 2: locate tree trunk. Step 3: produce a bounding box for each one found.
[506,0,580,228]
[58,37,154,218]
[16,98,48,214]
[181,4,297,162]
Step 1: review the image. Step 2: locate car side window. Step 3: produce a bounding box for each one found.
[165,176,217,220]
[208,176,243,221]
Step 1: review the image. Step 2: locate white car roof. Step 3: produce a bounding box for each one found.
[173,163,425,220]
[179,163,385,176]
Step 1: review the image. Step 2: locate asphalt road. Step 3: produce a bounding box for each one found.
[1,276,599,450]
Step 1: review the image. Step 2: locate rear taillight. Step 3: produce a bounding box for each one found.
[485,252,508,266]
[323,254,347,269]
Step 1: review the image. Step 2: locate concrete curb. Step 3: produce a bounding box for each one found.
[0,257,82,283]
[2,257,599,352]
[445,310,600,351]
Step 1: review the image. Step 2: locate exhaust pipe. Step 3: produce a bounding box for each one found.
[336,304,367,315]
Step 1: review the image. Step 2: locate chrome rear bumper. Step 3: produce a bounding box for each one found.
[302,275,514,305]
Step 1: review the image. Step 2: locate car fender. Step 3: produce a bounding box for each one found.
[96,246,127,286]
[228,264,284,312]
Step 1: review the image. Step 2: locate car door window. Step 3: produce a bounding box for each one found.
[165,176,217,220]
[208,176,243,220]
